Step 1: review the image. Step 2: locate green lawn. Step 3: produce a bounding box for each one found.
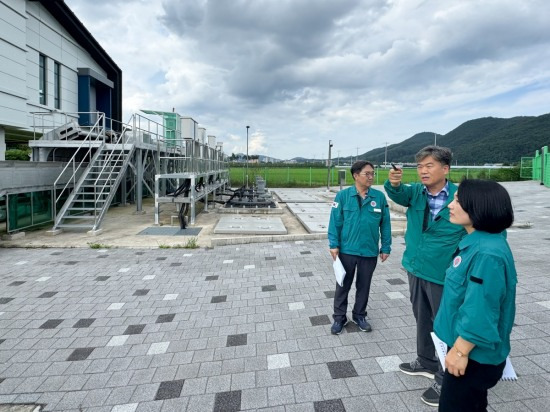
[229,166,519,188]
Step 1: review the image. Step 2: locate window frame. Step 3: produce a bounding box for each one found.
[39,54,47,105]
[54,61,61,109]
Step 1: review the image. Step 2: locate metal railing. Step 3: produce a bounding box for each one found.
[90,116,136,230]
[52,113,106,223]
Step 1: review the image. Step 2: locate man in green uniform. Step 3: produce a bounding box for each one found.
[328,160,391,335]
[384,146,466,407]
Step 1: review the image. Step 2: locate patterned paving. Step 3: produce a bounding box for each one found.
[0,182,548,411]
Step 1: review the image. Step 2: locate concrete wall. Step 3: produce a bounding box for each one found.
[0,0,110,132]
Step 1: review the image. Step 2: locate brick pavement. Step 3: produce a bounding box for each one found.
[0,181,549,411]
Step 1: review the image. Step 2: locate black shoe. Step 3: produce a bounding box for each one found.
[398,359,435,379]
[420,382,441,407]
[352,316,372,332]
[331,318,348,335]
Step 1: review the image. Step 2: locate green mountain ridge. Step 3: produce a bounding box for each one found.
[359,113,550,164]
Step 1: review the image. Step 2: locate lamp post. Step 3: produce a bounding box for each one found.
[327,140,333,191]
[246,125,250,188]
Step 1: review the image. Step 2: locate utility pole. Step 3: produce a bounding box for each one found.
[337,150,340,166]
[384,142,388,168]
[246,125,250,188]
[434,133,437,146]
[327,140,333,191]
[356,147,359,163]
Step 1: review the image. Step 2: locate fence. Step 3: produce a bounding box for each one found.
[229,166,521,188]
[529,146,550,188]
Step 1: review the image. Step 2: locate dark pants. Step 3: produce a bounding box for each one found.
[408,272,444,384]
[333,253,377,322]
[439,358,505,412]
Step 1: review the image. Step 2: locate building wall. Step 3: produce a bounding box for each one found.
[0,1,27,128]
[0,0,110,131]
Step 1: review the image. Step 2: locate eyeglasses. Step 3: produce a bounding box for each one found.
[358,172,376,177]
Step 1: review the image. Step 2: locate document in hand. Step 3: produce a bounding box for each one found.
[333,256,346,287]
[430,332,517,381]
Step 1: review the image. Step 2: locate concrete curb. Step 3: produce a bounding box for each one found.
[211,228,407,247]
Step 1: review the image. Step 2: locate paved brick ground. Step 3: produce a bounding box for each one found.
[0,181,549,411]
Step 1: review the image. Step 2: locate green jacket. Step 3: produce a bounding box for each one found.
[434,230,517,365]
[384,180,466,284]
[328,186,391,257]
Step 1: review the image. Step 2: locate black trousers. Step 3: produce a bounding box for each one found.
[333,253,377,322]
[408,272,444,384]
[439,358,505,412]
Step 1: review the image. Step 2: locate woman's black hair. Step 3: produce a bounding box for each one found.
[457,179,514,233]
[351,160,375,178]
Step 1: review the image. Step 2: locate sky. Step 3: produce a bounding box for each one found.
[65,0,550,160]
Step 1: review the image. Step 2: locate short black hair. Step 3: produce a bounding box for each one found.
[351,160,374,178]
[415,146,452,167]
[457,179,514,233]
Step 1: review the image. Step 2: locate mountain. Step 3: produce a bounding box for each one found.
[358,113,550,164]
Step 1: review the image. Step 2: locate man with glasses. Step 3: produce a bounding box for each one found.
[384,146,466,407]
[328,160,391,335]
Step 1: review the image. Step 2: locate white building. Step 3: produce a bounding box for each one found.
[0,0,122,160]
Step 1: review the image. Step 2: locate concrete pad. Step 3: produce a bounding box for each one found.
[272,189,332,203]
[286,202,333,215]
[218,204,284,214]
[1,232,25,240]
[295,213,330,234]
[214,216,287,235]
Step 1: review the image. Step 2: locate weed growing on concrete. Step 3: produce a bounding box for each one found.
[184,237,199,249]
[88,242,111,249]
[158,244,171,249]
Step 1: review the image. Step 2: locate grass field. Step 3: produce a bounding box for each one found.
[229,166,520,188]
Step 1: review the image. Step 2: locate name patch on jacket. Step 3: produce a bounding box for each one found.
[331,202,339,208]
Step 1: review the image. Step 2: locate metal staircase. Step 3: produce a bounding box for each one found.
[52,114,135,233]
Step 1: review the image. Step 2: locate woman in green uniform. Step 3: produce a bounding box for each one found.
[434,179,516,411]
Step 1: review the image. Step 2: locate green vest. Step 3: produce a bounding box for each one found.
[328,186,392,257]
[434,230,517,364]
[384,180,466,284]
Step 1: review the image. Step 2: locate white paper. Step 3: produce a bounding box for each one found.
[333,256,346,287]
[430,332,517,381]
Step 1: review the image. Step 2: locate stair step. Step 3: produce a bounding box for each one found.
[63,215,96,219]
[57,224,94,229]
[68,207,102,211]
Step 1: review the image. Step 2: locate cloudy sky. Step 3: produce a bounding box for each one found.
[65,0,550,160]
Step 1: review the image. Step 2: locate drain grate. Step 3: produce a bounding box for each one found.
[138,227,202,236]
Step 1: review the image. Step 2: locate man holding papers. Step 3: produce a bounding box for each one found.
[384,146,466,407]
[328,160,391,335]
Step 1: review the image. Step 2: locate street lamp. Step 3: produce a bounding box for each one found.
[246,126,250,188]
[327,140,333,191]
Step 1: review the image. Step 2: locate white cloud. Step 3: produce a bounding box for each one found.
[65,0,550,160]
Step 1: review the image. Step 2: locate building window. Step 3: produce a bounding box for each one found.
[39,54,47,105]
[54,62,61,109]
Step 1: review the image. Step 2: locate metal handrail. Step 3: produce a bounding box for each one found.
[52,112,105,221]
[91,116,136,227]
